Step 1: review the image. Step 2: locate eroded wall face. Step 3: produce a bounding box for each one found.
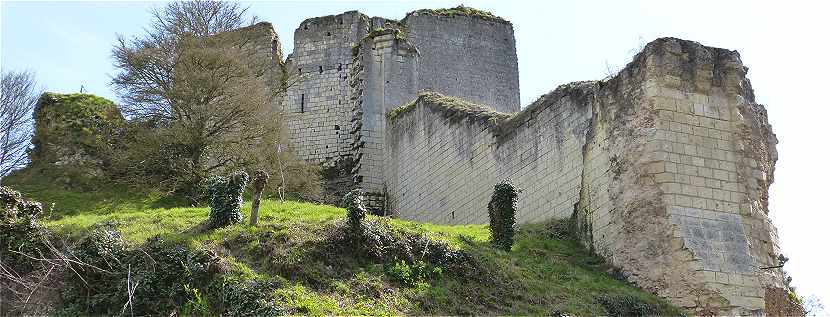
[622,39,782,314]
[284,12,369,165]
[384,38,782,315]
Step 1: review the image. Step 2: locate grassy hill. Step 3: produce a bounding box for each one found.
[3,175,683,316]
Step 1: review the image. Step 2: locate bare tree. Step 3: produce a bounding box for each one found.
[0,70,41,183]
[110,0,286,198]
[112,0,256,121]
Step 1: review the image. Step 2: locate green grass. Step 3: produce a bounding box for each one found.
[3,178,683,316]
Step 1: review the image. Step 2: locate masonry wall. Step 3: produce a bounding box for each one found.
[384,86,591,224]
[350,29,419,206]
[384,38,784,315]
[284,12,369,165]
[403,13,520,112]
[349,13,521,210]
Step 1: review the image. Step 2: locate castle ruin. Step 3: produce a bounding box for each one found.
[248,7,784,315]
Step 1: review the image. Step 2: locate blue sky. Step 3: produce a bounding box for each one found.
[2,0,829,311]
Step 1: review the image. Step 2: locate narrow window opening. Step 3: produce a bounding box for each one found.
[300,94,305,113]
[337,63,343,71]
[319,66,323,73]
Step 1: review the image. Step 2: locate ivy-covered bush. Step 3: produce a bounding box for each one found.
[327,217,476,278]
[208,276,281,316]
[207,171,249,228]
[342,189,367,238]
[63,235,222,315]
[488,179,520,251]
[0,186,48,273]
[72,225,128,270]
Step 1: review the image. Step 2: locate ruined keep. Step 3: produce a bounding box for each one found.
[244,7,783,315]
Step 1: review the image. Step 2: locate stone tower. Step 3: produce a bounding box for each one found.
[281,8,520,205]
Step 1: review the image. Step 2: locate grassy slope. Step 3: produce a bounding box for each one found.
[6,177,682,316]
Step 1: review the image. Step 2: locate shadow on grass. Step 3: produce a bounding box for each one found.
[4,172,189,217]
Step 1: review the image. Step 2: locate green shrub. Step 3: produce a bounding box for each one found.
[596,294,658,317]
[0,186,49,273]
[337,219,476,278]
[488,179,520,251]
[72,225,128,270]
[62,235,222,315]
[385,259,442,287]
[342,189,367,238]
[207,171,249,228]
[208,277,280,316]
[181,284,210,316]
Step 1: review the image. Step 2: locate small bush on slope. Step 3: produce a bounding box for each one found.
[0,186,49,273]
[207,171,249,228]
[488,179,520,251]
[61,231,223,315]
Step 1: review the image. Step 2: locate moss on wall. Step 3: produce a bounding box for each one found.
[406,6,508,24]
[28,93,124,185]
[387,92,510,129]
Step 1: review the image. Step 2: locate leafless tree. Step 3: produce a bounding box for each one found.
[0,70,41,183]
[110,0,289,197]
[112,0,258,121]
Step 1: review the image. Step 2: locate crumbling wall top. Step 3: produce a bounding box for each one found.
[404,6,510,24]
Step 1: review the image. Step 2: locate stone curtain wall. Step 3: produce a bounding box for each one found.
[384,87,592,224]
[384,38,783,315]
[284,12,369,165]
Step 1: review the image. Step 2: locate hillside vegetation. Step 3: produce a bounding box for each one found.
[2,175,683,316]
